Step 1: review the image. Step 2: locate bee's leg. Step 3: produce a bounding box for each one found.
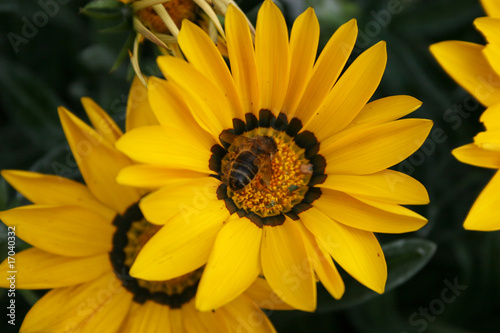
[300,163,313,175]
[260,167,272,187]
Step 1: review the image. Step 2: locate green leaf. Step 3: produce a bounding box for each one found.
[111,32,135,72]
[83,0,121,10]
[317,238,437,313]
[80,0,125,21]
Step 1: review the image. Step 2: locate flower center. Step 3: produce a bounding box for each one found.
[210,110,326,227]
[110,204,201,308]
[221,128,312,217]
[136,0,197,34]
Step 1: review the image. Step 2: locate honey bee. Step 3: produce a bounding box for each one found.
[220,133,278,191]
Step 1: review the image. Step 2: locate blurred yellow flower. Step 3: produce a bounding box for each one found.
[0,78,281,332]
[123,0,250,85]
[431,0,500,231]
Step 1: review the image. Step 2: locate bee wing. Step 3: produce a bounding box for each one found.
[220,132,252,146]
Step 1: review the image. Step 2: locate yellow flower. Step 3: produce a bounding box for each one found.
[431,0,500,231]
[0,78,281,332]
[116,0,432,312]
[120,0,250,85]
[431,0,500,108]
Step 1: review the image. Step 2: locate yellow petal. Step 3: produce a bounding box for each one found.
[226,5,260,115]
[139,177,220,224]
[481,0,500,18]
[59,107,140,214]
[130,199,228,280]
[115,125,215,174]
[322,119,433,175]
[351,194,427,217]
[464,170,500,230]
[300,207,387,294]
[82,97,123,145]
[475,17,500,76]
[126,76,159,132]
[220,294,277,333]
[1,170,114,220]
[244,277,294,310]
[261,218,316,312]
[319,170,429,205]
[282,7,319,116]
[313,189,427,233]
[179,20,244,119]
[474,129,500,152]
[169,308,184,333]
[0,205,113,257]
[183,300,229,332]
[255,0,290,114]
[21,271,132,333]
[0,248,110,289]
[196,215,262,311]
[302,41,387,140]
[147,77,214,142]
[348,95,423,128]
[483,41,500,78]
[121,301,171,333]
[157,56,233,136]
[430,41,500,107]
[300,224,345,300]
[293,19,358,120]
[117,165,208,189]
[480,103,500,130]
[452,143,500,168]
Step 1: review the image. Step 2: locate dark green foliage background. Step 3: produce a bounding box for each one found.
[0,0,498,332]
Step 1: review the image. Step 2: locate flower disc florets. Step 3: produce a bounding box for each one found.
[222,128,312,217]
[111,204,202,308]
[211,110,326,227]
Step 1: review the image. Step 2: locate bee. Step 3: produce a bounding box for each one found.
[220,133,278,191]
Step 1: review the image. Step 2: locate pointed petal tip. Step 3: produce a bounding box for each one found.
[1,169,16,180]
[57,105,70,118]
[429,41,450,54]
[463,216,500,231]
[429,40,470,59]
[194,287,234,312]
[450,146,463,160]
[129,259,152,281]
[303,6,315,15]
[343,18,358,32]
[195,297,214,312]
[419,118,434,128]
[179,18,199,37]
[226,3,237,16]
[374,283,386,294]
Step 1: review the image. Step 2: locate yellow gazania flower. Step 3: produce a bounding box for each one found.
[116,0,432,312]
[0,78,282,332]
[431,0,500,231]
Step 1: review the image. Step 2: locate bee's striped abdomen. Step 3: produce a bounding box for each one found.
[229,151,259,191]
